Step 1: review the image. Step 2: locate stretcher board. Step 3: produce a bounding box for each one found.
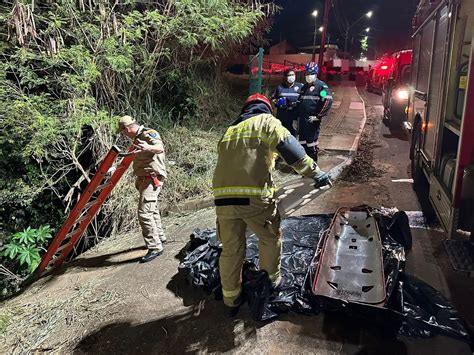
[312,206,386,305]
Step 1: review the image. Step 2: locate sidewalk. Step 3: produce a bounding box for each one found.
[178,82,367,214]
[276,81,367,217]
[319,82,366,155]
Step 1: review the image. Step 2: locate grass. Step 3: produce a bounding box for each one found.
[0,280,123,353]
[0,314,10,334]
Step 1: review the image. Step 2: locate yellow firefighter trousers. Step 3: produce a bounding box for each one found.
[216,203,282,307]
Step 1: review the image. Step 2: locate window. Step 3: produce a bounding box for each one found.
[417,19,435,93]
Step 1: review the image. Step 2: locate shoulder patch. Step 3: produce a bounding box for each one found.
[145,129,159,139]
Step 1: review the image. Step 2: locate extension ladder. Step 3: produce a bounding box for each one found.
[35,145,136,276]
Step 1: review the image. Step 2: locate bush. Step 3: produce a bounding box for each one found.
[1,225,53,274]
[0,1,273,235]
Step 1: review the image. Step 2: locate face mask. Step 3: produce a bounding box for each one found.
[305,74,316,84]
[287,75,296,84]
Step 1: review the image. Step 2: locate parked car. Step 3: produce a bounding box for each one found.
[382,50,413,128]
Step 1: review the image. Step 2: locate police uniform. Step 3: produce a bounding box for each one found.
[213,97,322,307]
[272,81,304,136]
[297,79,333,162]
[133,126,167,251]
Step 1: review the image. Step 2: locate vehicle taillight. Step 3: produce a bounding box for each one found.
[381,65,388,70]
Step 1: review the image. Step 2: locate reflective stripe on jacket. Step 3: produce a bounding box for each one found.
[297,79,333,121]
[272,82,304,123]
[212,113,320,203]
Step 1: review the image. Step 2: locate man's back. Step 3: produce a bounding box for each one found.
[213,113,280,201]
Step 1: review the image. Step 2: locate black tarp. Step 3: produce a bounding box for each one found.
[178,213,471,343]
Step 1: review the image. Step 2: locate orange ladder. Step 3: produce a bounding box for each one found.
[35,145,136,276]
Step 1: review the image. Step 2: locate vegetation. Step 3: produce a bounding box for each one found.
[0,0,276,288]
[1,226,52,274]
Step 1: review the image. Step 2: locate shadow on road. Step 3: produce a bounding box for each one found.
[382,129,409,142]
[74,301,262,353]
[66,246,146,269]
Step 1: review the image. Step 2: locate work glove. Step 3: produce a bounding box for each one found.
[313,170,332,188]
[308,116,321,123]
[276,97,288,108]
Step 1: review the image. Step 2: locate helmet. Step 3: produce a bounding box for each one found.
[305,62,319,75]
[244,93,272,111]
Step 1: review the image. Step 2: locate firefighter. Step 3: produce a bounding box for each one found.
[212,93,331,311]
[297,62,333,162]
[118,115,167,263]
[271,68,304,136]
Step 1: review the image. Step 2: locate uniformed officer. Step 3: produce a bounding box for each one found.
[271,69,304,137]
[118,115,167,263]
[297,62,333,162]
[213,93,331,311]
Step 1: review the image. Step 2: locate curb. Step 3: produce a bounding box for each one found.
[350,88,368,154]
[172,86,369,214]
[171,197,214,213]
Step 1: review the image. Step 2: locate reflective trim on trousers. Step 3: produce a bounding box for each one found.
[307,141,318,147]
[222,287,242,299]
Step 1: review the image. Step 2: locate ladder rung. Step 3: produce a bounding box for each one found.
[76,213,91,224]
[96,181,113,191]
[65,228,81,240]
[84,200,99,210]
[56,242,71,253]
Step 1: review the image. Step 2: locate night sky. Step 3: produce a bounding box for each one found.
[268,0,418,58]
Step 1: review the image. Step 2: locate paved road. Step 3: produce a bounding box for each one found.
[4,84,473,354]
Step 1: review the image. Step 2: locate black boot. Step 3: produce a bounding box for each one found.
[140,249,163,263]
[227,294,244,318]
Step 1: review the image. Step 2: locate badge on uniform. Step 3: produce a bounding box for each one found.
[294,86,299,91]
[310,86,315,92]
[146,130,158,138]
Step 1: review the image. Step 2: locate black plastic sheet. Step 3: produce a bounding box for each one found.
[178,213,471,343]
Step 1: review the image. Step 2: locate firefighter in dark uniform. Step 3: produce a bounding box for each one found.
[297,62,333,162]
[271,69,304,137]
[118,115,167,263]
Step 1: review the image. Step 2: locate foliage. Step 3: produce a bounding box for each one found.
[0,0,274,235]
[360,36,369,52]
[1,225,53,274]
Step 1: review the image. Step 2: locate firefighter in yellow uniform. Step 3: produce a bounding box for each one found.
[213,94,331,309]
[118,115,167,263]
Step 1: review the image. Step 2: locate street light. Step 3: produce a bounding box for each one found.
[311,10,319,61]
[319,26,324,32]
[343,10,373,58]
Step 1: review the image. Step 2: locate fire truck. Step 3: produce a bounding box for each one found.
[367,56,394,94]
[407,0,474,238]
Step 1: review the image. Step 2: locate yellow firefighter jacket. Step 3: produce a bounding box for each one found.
[213,111,320,218]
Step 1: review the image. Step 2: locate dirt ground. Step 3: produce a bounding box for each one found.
[1,85,473,354]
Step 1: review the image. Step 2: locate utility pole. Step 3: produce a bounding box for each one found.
[344,28,349,59]
[311,10,318,62]
[318,0,330,70]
